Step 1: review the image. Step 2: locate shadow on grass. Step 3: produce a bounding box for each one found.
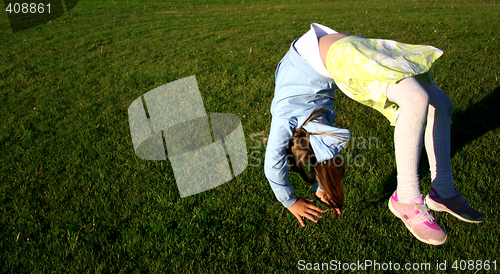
[376,85,500,203]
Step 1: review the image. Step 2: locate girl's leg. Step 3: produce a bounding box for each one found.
[423,81,455,197]
[423,81,485,223]
[386,75,447,245]
[386,74,430,203]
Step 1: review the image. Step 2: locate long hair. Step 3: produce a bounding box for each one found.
[286,109,348,211]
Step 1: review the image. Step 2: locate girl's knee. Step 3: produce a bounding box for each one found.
[412,87,430,107]
[402,83,429,111]
[387,77,429,110]
[429,85,453,117]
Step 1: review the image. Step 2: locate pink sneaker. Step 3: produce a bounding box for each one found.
[425,188,484,223]
[388,191,447,245]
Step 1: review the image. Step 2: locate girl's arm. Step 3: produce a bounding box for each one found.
[264,111,324,227]
[264,115,297,207]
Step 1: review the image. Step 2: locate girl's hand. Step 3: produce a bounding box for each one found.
[315,191,341,217]
[287,198,323,227]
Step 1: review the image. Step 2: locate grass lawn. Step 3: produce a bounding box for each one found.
[1,0,499,272]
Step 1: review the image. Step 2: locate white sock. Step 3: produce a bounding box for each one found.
[386,75,429,203]
[424,82,455,198]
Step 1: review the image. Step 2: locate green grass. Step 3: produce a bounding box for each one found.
[1,0,499,272]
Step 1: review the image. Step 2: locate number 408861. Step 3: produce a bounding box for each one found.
[452,260,497,271]
[5,3,51,14]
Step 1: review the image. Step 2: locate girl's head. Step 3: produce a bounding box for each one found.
[286,109,348,214]
[314,156,347,213]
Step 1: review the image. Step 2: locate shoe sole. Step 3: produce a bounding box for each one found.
[424,196,484,224]
[388,198,447,245]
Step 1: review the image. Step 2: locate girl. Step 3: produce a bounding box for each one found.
[264,23,484,245]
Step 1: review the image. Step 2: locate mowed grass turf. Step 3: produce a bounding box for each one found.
[0,0,499,272]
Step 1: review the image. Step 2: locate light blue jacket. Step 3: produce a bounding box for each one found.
[264,40,351,208]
